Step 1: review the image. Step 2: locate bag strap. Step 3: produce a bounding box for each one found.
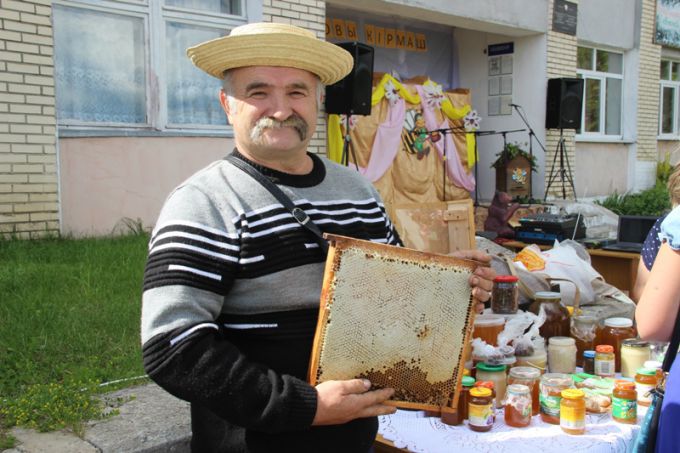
[662,308,680,372]
[225,153,329,254]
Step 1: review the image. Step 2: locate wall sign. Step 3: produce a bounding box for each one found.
[552,0,578,36]
[326,18,427,52]
[487,43,514,116]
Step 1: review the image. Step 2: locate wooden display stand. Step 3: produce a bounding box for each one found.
[495,155,532,199]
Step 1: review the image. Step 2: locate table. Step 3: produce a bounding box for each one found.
[375,406,643,453]
[501,240,640,294]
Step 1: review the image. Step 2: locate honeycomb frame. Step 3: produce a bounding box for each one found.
[308,234,478,411]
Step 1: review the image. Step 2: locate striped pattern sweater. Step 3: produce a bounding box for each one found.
[141,150,401,452]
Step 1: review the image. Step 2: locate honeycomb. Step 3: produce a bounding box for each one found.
[309,234,477,411]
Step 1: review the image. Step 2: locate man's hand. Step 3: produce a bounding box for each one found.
[312,379,396,425]
[450,249,496,314]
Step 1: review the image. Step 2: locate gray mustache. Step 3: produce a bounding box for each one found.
[251,115,308,141]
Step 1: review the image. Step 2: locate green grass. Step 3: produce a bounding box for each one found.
[0,233,150,438]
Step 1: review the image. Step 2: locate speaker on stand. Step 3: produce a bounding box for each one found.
[544,77,584,200]
[325,42,375,167]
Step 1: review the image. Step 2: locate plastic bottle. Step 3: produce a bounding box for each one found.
[612,380,637,424]
[560,388,586,435]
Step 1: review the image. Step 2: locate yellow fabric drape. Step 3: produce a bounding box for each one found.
[327,114,343,163]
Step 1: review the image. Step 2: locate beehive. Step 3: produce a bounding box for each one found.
[309,234,477,411]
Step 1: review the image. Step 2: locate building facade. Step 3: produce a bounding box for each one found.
[0,0,678,237]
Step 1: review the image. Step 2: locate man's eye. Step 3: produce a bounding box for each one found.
[290,91,307,98]
[249,91,267,98]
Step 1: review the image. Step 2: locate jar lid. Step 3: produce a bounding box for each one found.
[477,362,506,372]
[637,368,657,376]
[493,275,519,283]
[573,315,598,323]
[595,344,614,353]
[549,336,576,346]
[473,315,505,327]
[534,291,561,300]
[604,317,634,328]
[470,387,492,398]
[622,338,648,347]
[474,380,495,389]
[583,350,596,359]
[507,383,530,394]
[462,376,476,386]
[615,379,636,390]
[561,388,584,399]
[508,366,541,378]
[644,360,663,369]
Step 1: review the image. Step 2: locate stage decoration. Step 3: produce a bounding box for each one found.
[464,110,481,132]
[326,74,478,227]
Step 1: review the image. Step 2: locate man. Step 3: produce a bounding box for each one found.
[141,22,495,452]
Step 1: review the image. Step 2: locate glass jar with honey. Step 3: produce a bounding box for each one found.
[468,387,494,432]
[476,363,507,408]
[514,346,547,374]
[620,339,651,378]
[529,291,570,341]
[440,376,476,425]
[597,317,636,373]
[491,275,519,314]
[635,368,657,407]
[539,373,573,424]
[505,384,532,427]
[472,314,505,346]
[571,315,598,367]
[548,336,577,374]
[508,366,541,415]
[612,380,637,424]
[560,389,586,435]
[594,344,616,377]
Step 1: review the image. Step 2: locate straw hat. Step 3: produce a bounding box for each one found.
[186,22,354,85]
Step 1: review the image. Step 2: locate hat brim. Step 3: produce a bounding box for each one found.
[187,34,354,85]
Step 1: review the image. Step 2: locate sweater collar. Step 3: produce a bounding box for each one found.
[230,149,326,188]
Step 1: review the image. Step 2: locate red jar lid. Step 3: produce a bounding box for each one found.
[493,275,519,283]
[595,345,614,353]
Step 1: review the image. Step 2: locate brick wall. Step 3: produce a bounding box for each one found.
[263,0,327,155]
[637,0,662,162]
[0,0,58,238]
[544,0,578,200]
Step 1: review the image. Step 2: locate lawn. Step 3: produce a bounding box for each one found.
[0,232,150,438]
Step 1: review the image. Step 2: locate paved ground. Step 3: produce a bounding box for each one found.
[4,383,191,453]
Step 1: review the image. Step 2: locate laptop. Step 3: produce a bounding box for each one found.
[601,215,658,253]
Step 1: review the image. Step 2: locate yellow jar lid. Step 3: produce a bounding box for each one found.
[470,387,492,398]
[561,388,584,399]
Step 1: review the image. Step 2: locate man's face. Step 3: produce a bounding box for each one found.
[220,66,319,159]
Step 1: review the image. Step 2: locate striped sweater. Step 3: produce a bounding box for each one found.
[141,150,401,452]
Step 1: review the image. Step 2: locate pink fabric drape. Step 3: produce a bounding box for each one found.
[415,86,476,192]
[358,98,406,182]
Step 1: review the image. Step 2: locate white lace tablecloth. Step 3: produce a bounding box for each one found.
[378,406,645,453]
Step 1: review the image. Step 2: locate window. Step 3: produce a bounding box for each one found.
[53,0,246,132]
[659,59,680,138]
[576,47,623,137]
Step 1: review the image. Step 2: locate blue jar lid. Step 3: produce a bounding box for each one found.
[583,350,596,359]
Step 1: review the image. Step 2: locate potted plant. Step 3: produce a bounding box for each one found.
[491,142,537,201]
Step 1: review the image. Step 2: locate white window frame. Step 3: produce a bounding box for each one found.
[53,0,251,135]
[576,46,624,140]
[659,59,680,139]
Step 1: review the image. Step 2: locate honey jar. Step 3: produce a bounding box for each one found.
[491,275,519,314]
[612,380,637,424]
[571,315,598,367]
[539,373,573,425]
[620,339,651,378]
[468,387,494,432]
[472,315,505,346]
[548,336,577,374]
[440,376,476,426]
[476,363,507,408]
[508,366,541,415]
[528,291,570,341]
[505,384,532,427]
[560,389,586,435]
[594,345,615,378]
[597,317,636,373]
[635,368,657,407]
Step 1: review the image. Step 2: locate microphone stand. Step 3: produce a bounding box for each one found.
[427,126,467,201]
[511,104,546,203]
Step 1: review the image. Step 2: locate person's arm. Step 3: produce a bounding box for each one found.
[635,242,680,341]
[631,259,649,303]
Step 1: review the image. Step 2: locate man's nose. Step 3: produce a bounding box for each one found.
[267,94,294,121]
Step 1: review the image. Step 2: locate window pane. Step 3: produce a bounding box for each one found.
[165,0,241,15]
[596,50,623,74]
[661,60,670,80]
[662,86,675,134]
[605,77,621,135]
[584,78,601,133]
[673,62,680,81]
[166,22,227,126]
[577,47,593,70]
[53,6,146,123]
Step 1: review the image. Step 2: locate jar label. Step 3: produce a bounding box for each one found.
[612,396,637,420]
[468,403,493,427]
[636,383,654,404]
[560,405,585,429]
[594,358,615,377]
[539,394,561,417]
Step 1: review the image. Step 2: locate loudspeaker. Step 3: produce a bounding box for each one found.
[545,77,584,129]
[325,42,374,115]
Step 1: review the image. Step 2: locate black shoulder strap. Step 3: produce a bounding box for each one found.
[662,308,680,372]
[225,153,328,254]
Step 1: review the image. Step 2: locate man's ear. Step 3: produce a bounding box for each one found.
[219,90,233,122]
